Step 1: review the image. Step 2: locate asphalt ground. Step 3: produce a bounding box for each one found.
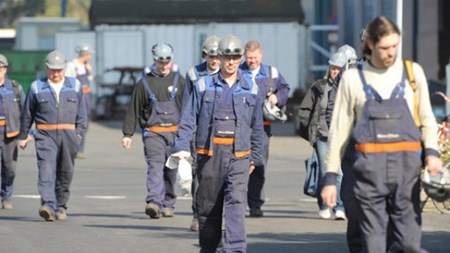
[0,121,449,253]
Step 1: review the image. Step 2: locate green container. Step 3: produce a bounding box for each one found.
[2,50,48,93]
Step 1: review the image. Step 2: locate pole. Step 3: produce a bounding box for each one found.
[396,0,403,59]
[61,0,67,17]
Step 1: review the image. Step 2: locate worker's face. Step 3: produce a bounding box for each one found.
[220,55,242,76]
[0,66,7,83]
[244,49,263,70]
[329,65,342,80]
[80,53,92,63]
[206,54,220,72]
[47,67,65,83]
[368,33,400,68]
[155,60,172,76]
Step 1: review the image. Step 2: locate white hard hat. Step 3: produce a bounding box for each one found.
[75,43,94,55]
[152,43,174,62]
[328,51,347,68]
[337,44,357,61]
[202,36,220,56]
[45,50,66,69]
[421,167,450,202]
[263,100,287,122]
[218,35,243,56]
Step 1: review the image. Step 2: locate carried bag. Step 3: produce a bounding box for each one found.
[303,149,320,197]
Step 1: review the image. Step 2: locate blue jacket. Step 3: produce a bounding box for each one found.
[173,71,265,166]
[239,63,290,108]
[0,79,25,138]
[19,77,87,140]
[182,62,219,110]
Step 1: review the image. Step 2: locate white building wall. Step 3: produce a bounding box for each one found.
[56,22,307,96]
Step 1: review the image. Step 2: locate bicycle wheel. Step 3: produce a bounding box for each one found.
[432,199,450,214]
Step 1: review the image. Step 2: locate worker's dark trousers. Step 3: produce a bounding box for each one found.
[36,130,78,212]
[247,131,269,210]
[78,92,91,153]
[143,132,177,209]
[196,144,249,253]
[0,127,18,202]
[340,153,362,253]
[353,151,426,253]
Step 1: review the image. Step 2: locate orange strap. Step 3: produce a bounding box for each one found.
[263,121,272,126]
[196,147,250,158]
[0,119,5,126]
[146,125,178,133]
[355,142,422,153]
[36,124,76,130]
[196,148,214,156]
[6,131,19,138]
[213,137,235,145]
[82,87,91,93]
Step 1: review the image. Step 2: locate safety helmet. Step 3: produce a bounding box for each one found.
[75,43,94,55]
[152,43,174,62]
[263,99,287,122]
[202,35,220,56]
[0,54,8,67]
[218,35,243,56]
[328,51,347,68]
[337,44,357,61]
[421,166,450,202]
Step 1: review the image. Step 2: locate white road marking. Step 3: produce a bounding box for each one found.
[85,195,127,200]
[14,195,41,199]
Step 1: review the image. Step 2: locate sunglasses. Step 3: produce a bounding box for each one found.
[222,48,242,55]
[155,56,172,61]
[206,49,219,55]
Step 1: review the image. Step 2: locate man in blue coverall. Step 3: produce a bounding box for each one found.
[172,34,265,253]
[0,54,26,210]
[184,35,221,231]
[19,50,87,221]
[240,40,290,217]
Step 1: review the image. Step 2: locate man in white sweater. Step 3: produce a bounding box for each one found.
[322,16,441,253]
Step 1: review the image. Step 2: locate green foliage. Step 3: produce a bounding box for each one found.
[0,0,46,27]
[0,0,91,28]
[440,139,450,166]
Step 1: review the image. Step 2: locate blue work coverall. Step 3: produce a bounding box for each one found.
[0,79,25,203]
[173,71,265,253]
[239,63,289,212]
[183,62,219,219]
[19,77,87,213]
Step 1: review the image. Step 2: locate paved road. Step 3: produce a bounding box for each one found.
[0,121,449,253]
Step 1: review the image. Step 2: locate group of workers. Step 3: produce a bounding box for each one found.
[121,34,290,252]
[0,15,445,253]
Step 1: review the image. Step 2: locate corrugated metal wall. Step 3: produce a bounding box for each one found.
[56,23,307,96]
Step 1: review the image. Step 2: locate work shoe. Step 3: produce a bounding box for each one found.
[56,208,67,221]
[2,201,13,210]
[145,203,160,219]
[39,206,56,222]
[318,208,332,219]
[162,207,174,217]
[249,208,264,217]
[334,210,347,220]
[190,217,199,232]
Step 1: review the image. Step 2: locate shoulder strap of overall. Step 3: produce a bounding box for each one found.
[268,65,273,93]
[404,59,421,127]
[141,72,157,102]
[357,62,382,102]
[170,72,180,100]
